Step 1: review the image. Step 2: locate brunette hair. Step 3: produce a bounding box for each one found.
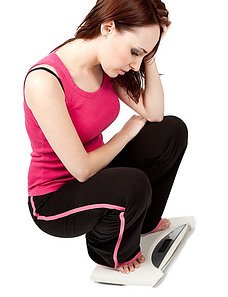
[51,0,171,103]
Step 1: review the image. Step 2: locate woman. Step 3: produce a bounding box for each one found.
[23,0,188,274]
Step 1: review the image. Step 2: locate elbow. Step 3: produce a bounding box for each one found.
[77,176,86,183]
[77,171,88,183]
[73,168,89,183]
[147,115,164,123]
[156,116,164,123]
[73,157,91,183]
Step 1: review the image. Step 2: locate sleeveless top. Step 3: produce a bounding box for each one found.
[23,51,120,196]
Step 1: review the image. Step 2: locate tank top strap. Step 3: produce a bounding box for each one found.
[26,66,64,92]
[23,51,71,102]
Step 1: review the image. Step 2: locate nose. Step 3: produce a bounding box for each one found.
[129,58,143,72]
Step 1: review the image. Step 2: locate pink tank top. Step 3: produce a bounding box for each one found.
[23,51,120,196]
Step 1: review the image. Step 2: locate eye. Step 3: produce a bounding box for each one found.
[131,49,139,56]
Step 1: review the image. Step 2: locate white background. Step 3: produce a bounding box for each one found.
[1,0,227,296]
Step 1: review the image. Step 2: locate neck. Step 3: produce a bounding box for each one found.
[56,37,102,73]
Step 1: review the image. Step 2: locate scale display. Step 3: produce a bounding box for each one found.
[152,224,186,268]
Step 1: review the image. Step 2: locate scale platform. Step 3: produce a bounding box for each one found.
[90,216,195,287]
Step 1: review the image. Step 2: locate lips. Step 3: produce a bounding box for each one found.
[119,69,126,75]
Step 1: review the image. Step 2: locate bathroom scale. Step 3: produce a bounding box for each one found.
[90,216,195,287]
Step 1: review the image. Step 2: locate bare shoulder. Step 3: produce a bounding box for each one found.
[24,64,64,109]
[25,63,60,91]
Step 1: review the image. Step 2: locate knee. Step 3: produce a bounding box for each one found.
[125,168,152,208]
[164,115,188,150]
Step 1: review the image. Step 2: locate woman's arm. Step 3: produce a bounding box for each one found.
[25,70,133,183]
[143,58,164,122]
[142,23,171,120]
[112,59,164,122]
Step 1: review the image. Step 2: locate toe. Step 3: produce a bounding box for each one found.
[117,266,125,273]
[124,265,130,274]
[133,260,140,269]
[164,219,171,228]
[152,218,171,232]
[138,255,145,263]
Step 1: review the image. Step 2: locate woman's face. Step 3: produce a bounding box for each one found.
[99,23,160,77]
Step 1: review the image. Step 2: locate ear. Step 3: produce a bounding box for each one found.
[100,20,116,37]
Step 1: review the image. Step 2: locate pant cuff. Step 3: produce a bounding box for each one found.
[116,250,142,268]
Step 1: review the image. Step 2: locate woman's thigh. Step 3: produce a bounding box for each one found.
[28,166,152,238]
[106,115,188,171]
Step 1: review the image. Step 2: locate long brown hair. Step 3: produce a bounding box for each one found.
[51,0,171,103]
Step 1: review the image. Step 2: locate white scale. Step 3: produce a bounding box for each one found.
[91,216,195,287]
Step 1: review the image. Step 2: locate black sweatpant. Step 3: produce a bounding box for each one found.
[28,115,188,268]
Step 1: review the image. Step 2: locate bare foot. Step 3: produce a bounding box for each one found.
[151,218,171,233]
[116,255,145,274]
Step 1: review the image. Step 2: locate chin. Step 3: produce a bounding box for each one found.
[105,70,119,78]
[111,69,121,78]
[101,65,120,78]
[110,73,119,78]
